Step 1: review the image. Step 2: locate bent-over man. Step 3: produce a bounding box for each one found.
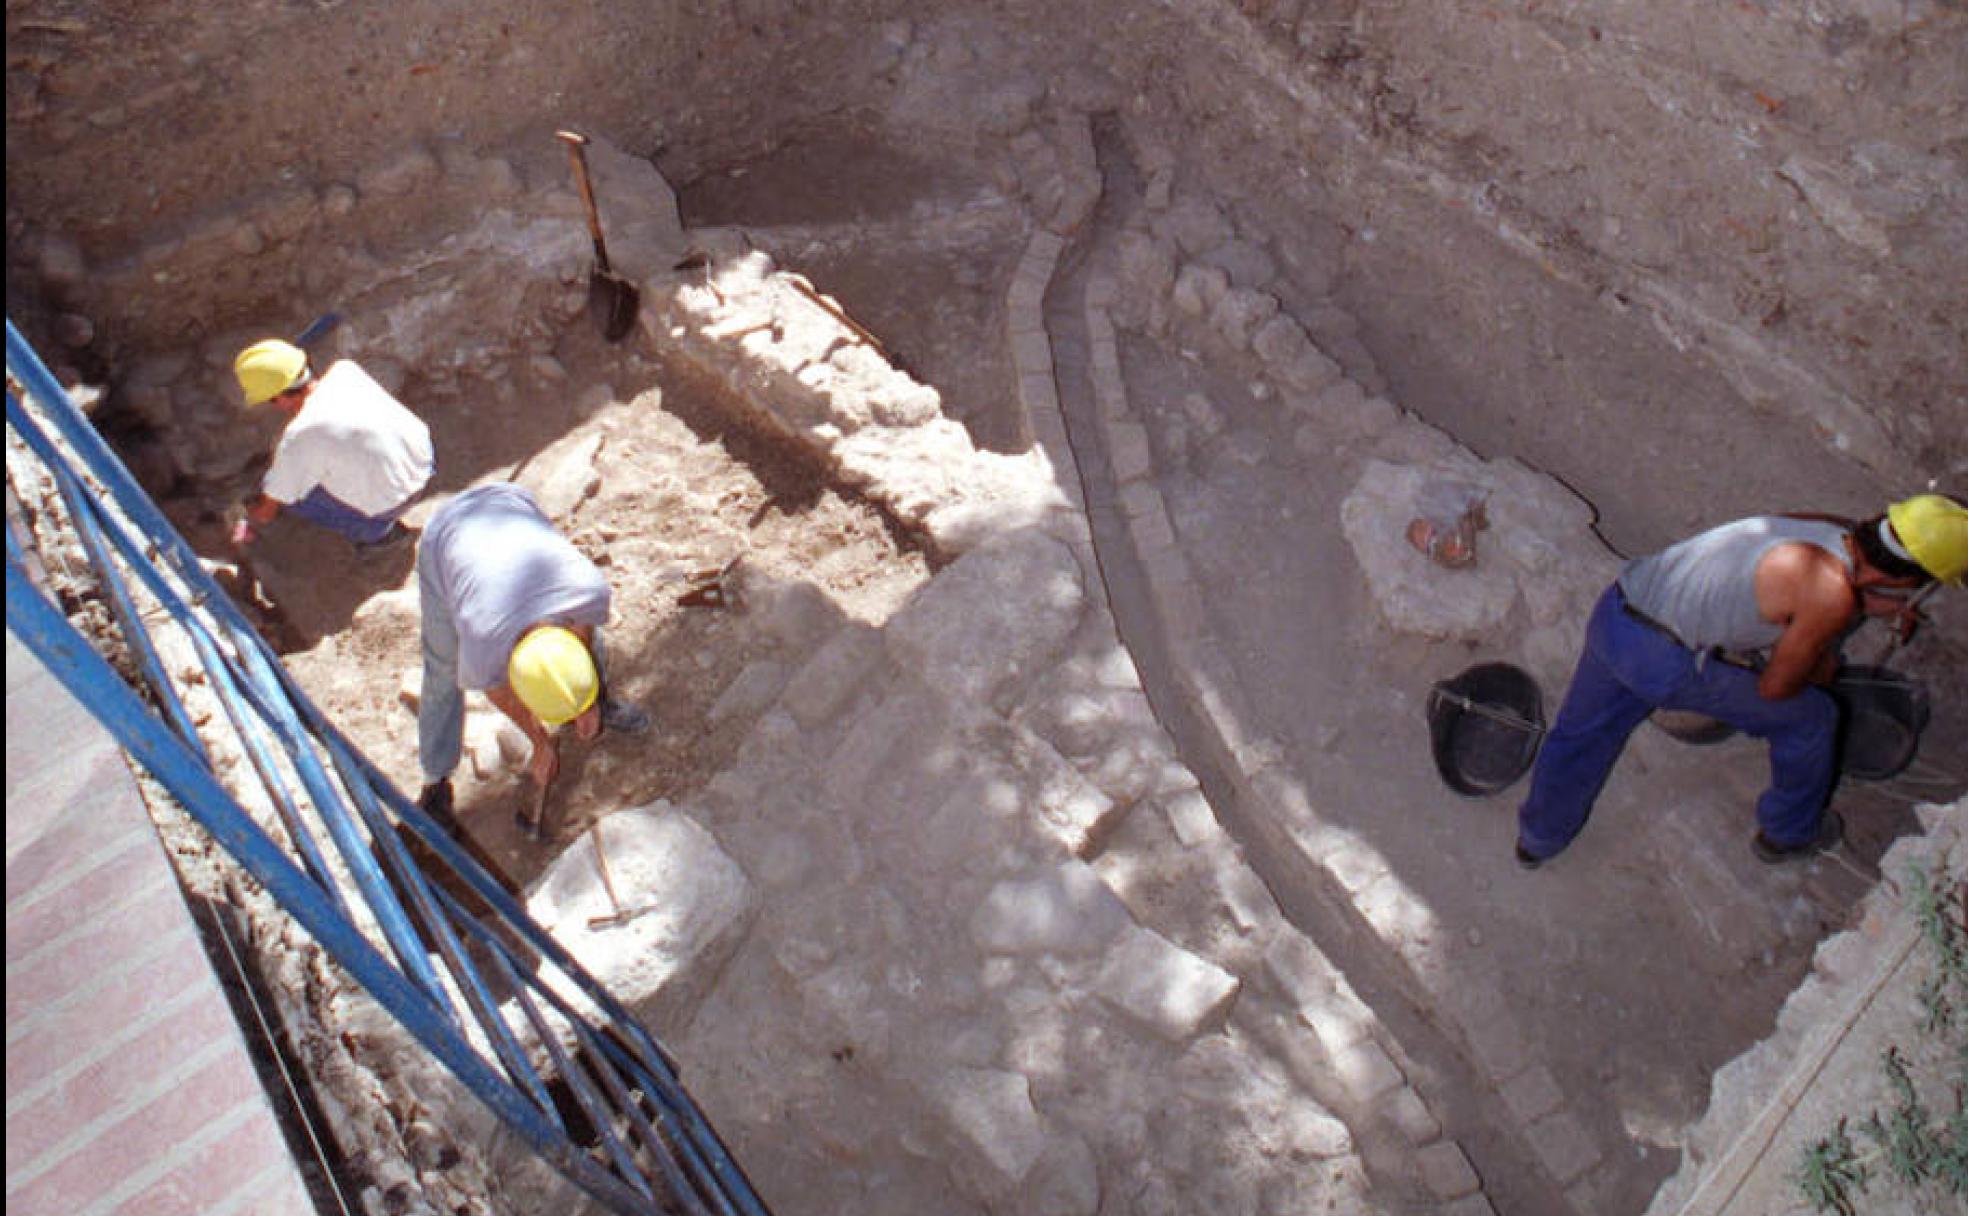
[414,483,649,832]
[1516,494,1965,869]
[231,339,433,555]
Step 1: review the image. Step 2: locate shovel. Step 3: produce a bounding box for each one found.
[556,130,641,342]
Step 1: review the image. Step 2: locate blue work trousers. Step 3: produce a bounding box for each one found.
[1517,584,1837,858]
[286,486,407,545]
[416,561,609,784]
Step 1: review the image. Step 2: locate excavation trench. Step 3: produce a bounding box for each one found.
[11,7,1966,1216]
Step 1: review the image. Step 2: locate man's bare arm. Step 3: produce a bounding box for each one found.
[485,682,558,786]
[1755,545,1855,699]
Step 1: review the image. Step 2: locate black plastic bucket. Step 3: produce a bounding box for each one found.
[1427,663,1546,797]
[1829,665,1930,781]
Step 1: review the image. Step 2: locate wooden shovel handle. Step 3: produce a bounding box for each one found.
[556,130,613,273]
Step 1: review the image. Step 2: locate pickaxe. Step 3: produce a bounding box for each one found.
[586,821,659,931]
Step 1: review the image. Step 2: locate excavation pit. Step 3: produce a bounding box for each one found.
[8,7,1966,1216]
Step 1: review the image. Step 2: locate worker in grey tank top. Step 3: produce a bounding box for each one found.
[1515,494,1966,870]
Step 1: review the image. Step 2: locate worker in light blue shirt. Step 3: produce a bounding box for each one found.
[413,483,648,834]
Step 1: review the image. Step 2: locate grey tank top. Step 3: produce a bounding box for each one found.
[1617,516,1851,652]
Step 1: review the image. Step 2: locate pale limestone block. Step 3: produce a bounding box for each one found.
[1094,924,1240,1041]
[972,861,1131,955]
[1418,1140,1482,1199]
[926,1067,1048,1191]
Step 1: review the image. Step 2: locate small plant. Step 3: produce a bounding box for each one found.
[1794,863,1967,1214]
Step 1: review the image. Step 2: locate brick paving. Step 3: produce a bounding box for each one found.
[5,629,317,1216]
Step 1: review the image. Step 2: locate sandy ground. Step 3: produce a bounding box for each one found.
[88,111,1965,1213]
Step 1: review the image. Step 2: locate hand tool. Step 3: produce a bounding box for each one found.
[675,554,743,609]
[294,311,343,349]
[586,821,659,931]
[516,778,551,841]
[784,273,906,372]
[556,130,641,343]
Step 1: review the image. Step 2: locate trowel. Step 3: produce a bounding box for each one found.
[556,130,641,342]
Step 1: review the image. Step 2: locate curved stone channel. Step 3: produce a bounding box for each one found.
[1029,115,1583,1215]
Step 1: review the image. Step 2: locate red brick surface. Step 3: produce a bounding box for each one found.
[5,881,193,1020]
[9,1051,265,1215]
[6,631,315,1216]
[112,1107,316,1216]
[9,990,242,1167]
[4,834,169,956]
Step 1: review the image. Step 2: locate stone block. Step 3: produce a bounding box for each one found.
[1209,287,1280,351]
[1107,420,1154,484]
[973,861,1131,955]
[1094,924,1240,1041]
[1385,1086,1441,1143]
[1264,933,1337,1010]
[886,529,1085,709]
[1091,359,1129,421]
[1323,840,1391,896]
[1459,994,1535,1087]
[925,1067,1047,1190]
[1252,315,1312,368]
[1172,262,1230,317]
[1526,1108,1603,1184]
[1011,328,1054,375]
[780,624,884,729]
[526,806,755,1033]
[1417,1140,1481,1199]
[1021,368,1061,416]
[1214,855,1279,932]
[1499,1064,1566,1125]
[1330,1038,1404,1101]
[1127,496,1177,552]
[1159,785,1222,847]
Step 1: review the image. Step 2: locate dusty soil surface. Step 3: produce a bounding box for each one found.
[20,11,1962,1204]
[136,118,1951,1214]
[254,324,932,887]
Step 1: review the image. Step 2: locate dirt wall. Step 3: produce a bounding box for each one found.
[7,0,1963,543]
[1087,0,1964,545]
[5,0,911,363]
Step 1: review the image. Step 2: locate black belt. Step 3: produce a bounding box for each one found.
[1619,595,1765,672]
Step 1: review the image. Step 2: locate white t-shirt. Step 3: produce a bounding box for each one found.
[261,360,434,515]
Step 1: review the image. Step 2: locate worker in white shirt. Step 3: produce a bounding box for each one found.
[229,338,434,555]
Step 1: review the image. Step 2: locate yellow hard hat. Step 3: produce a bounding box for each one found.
[1888,494,1968,586]
[233,339,308,405]
[507,626,598,726]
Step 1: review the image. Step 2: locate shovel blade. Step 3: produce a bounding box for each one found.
[591,270,640,343]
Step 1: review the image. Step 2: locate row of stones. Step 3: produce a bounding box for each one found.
[1107,226,1619,1208]
[1010,113,1613,1210]
[641,247,1391,1207]
[1645,807,1965,1215]
[1000,133,1495,1209]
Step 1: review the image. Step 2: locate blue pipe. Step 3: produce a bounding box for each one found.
[183,622,350,916]
[5,564,666,1211]
[8,320,767,1214]
[321,734,559,1118]
[50,457,209,761]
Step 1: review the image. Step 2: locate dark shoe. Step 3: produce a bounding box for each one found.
[1515,843,1550,871]
[416,780,456,830]
[1753,811,1844,864]
[355,522,416,559]
[600,699,650,736]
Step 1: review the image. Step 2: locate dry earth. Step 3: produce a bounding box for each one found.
[9,6,1967,1214]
